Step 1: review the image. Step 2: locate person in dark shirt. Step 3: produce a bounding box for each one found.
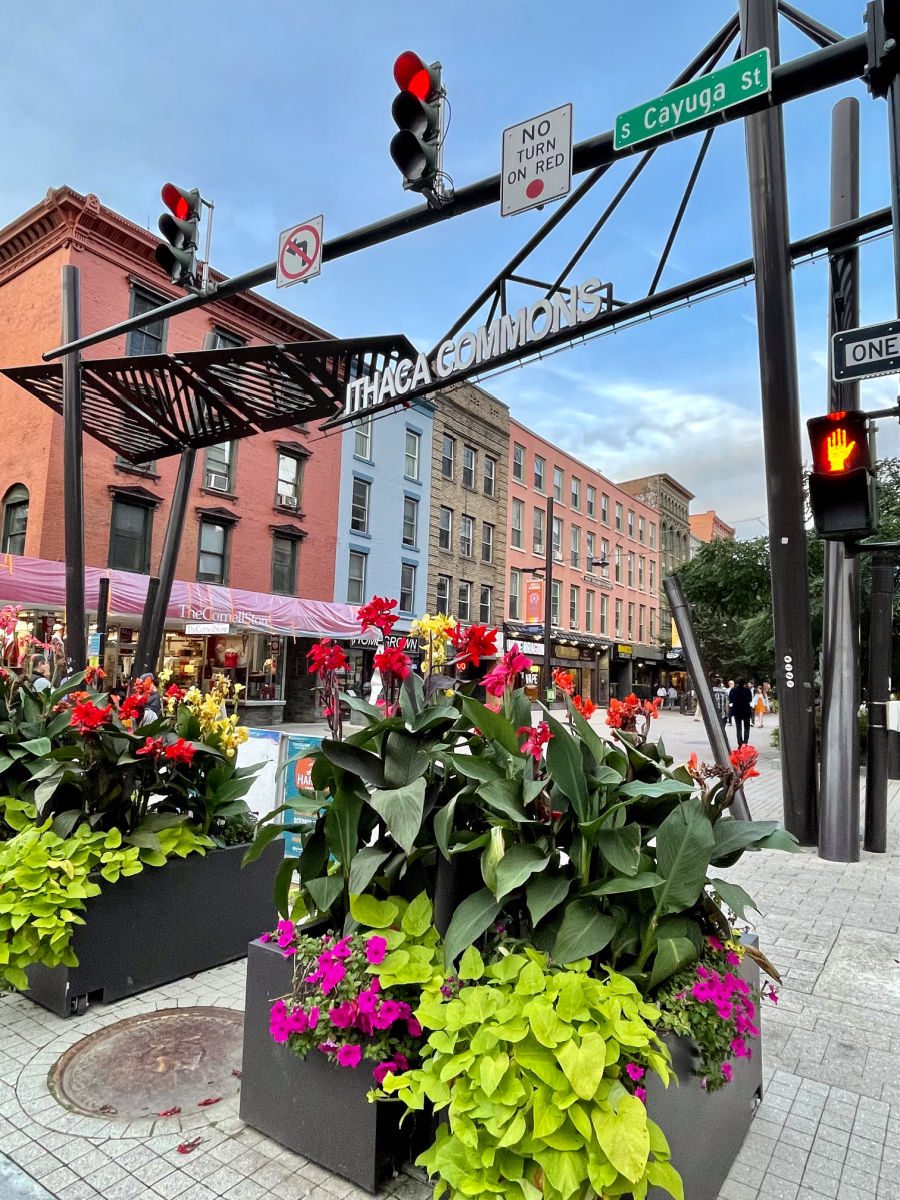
[728,678,753,747]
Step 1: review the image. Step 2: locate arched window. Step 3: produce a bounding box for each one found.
[1,484,28,555]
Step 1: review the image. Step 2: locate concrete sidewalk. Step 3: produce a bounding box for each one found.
[0,713,897,1200]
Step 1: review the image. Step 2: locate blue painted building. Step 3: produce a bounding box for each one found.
[334,402,434,690]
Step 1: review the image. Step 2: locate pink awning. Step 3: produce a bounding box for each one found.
[0,553,360,640]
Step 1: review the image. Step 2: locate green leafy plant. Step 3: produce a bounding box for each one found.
[382,946,683,1200]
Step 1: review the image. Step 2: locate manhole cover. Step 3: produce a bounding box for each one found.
[48,1007,244,1120]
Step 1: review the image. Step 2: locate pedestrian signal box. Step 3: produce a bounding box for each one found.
[807,410,877,540]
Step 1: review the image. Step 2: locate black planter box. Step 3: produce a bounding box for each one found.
[26,841,282,1018]
[240,938,425,1194]
[644,950,763,1200]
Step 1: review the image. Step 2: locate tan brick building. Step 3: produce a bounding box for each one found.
[427,382,509,627]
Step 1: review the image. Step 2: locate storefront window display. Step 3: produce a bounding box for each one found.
[161,628,286,703]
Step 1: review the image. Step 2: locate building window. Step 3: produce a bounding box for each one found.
[570,525,580,569]
[534,455,545,492]
[198,519,228,585]
[628,603,636,639]
[481,521,494,563]
[108,498,152,574]
[551,580,561,627]
[479,585,493,624]
[509,569,521,620]
[553,466,564,502]
[350,477,371,533]
[586,530,596,565]
[439,506,453,551]
[483,455,496,497]
[458,581,472,622]
[462,445,476,489]
[638,555,645,591]
[571,477,581,510]
[615,502,623,532]
[650,559,656,593]
[441,435,455,479]
[533,507,545,554]
[586,590,595,632]
[511,498,524,549]
[601,493,610,525]
[204,442,234,492]
[650,522,657,549]
[126,286,167,356]
[600,594,608,635]
[277,452,303,508]
[348,551,367,604]
[627,552,635,588]
[402,496,418,547]
[614,547,622,584]
[601,538,610,577]
[586,485,596,518]
[569,585,579,630]
[436,574,451,612]
[211,327,244,350]
[404,429,420,480]
[552,516,563,561]
[639,516,646,543]
[400,562,416,613]
[513,443,525,482]
[1,484,28,555]
[628,510,635,539]
[354,417,372,460]
[639,604,646,642]
[615,598,623,636]
[650,608,656,640]
[460,515,474,558]
[272,534,298,595]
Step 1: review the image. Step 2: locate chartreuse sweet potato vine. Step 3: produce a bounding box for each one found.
[381,946,684,1200]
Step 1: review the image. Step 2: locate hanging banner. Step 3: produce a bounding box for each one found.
[525,579,545,624]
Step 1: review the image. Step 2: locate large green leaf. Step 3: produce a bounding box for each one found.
[492,845,550,900]
[399,671,425,720]
[321,739,385,787]
[478,778,527,823]
[443,887,501,967]
[591,1093,650,1184]
[434,797,457,861]
[347,846,391,896]
[552,900,617,964]
[709,818,785,864]
[305,874,343,913]
[367,778,426,855]
[273,857,295,917]
[407,705,457,732]
[556,1032,607,1100]
[564,694,615,771]
[382,730,430,789]
[20,737,51,757]
[652,798,715,916]
[710,877,760,920]
[595,825,642,876]
[526,873,572,928]
[543,713,590,821]
[446,753,505,784]
[649,935,699,989]
[459,696,520,755]
[583,872,664,897]
[618,778,694,799]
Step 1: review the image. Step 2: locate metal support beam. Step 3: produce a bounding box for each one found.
[95,577,110,680]
[820,98,862,862]
[864,554,894,852]
[143,447,197,677]
[665,575,750,819]
[741,0,818,845]
[543,495,555,703]
[61,266,86,672]
[132,577,160,678]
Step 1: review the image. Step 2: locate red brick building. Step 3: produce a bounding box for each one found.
[0,187,347,721]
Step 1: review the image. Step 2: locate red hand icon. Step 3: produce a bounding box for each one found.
[825,428,856,473]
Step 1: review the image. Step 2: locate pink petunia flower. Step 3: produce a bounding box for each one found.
[722,1062,734,1082]
[634,1087,647,1103]
[336,1043,362,1068]
[406,1017,423,1037]
[625,1063,645,1081]
[365,935,388,965]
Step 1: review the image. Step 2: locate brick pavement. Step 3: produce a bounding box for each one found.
[0,712,896,1200]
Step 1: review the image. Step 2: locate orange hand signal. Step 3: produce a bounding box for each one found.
[825,427,856,473]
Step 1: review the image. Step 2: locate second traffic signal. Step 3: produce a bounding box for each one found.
[390,51,444,199]
[807,410,878,540]
[155,183,201,289]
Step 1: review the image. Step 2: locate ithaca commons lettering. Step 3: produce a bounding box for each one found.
[344,276,613,414]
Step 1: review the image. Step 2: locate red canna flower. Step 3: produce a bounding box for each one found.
[137,736,164,758]
[373,644,411,681]
[517,722,552,761]
[165,683,185,702]
[117,693,147,723]
[70,699,112,734]
[572,694,597,719]
[307,639,349,676]
[729,743,760,782]
[483,644,532,697]
[85,666,106,686]
[165,738,196,765]
[357,595,399,637]
[450,624,498,667]
[552,668,576,696]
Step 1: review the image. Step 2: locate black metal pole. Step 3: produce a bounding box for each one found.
[865,554,893,852]
[144,447,196,676]
[95,576,110,685]
[665,575,750,819]
[820,98,862,862]
[132,577,161,678]
[61,266,87,672]
[740,0,818,845]
[543,495,555,703]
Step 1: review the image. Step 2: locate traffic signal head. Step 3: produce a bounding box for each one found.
[391,51,443,196]
[807,410,877,540]
[155,184,201,288]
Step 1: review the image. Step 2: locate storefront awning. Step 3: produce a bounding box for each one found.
[504,623,611,653]
[0,553,360,640]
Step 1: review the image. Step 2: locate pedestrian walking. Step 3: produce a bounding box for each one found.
[29,655,52,692]
[656,684,668,709]
[753,684,769,728]
[728,678,753,747]
[667,684,678,710]
[724,680,735,724]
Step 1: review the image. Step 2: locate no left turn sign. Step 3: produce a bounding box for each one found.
[276,215,324,288]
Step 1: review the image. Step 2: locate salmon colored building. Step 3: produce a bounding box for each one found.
[690,510,735,545]
[0,187,347,722]
[506,418,662,703]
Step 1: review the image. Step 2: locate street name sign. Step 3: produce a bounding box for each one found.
[501,103,573,217]
[832,320,900,382]
[276,215,323,288]
[614,49,771,151]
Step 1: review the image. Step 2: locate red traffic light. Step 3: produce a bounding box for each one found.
[808,411,870,477]
[393,51,436,100]
[161,182,198,222]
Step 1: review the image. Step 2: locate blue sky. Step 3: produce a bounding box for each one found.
[1,0,896,531]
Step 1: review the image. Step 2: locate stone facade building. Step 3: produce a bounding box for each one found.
[427,382,509,628]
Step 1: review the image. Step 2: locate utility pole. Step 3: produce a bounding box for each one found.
[819,98,862,862]
[61,266,86,672]
[740,0,818,844]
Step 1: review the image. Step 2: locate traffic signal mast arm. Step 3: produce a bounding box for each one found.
[43,30,868,362]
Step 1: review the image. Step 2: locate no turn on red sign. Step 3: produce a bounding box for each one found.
[501,103,573,217]
[276,215,324,288]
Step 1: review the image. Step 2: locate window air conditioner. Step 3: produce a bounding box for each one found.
[278,493,299,508]
[206,471,230,492]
